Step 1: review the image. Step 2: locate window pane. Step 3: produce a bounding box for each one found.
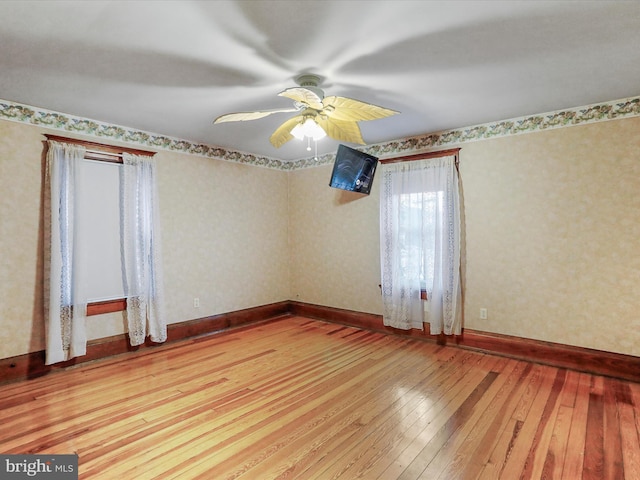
[75,159,125,303]
[397,191,443,289]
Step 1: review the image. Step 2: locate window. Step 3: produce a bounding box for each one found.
[44,135,166,364]
[76,158,126,314]
[397,190,444,298]
[379,149,462,334]
[45,135,155,316]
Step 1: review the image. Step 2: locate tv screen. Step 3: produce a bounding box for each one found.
[329,145,379,195]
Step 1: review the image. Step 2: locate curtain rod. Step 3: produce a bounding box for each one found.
[85,149,122,158]
[44,134,156,157]
[83,149,124,164]
[379,147,461,164]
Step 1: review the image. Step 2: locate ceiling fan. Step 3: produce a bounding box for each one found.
[213,74,399,148]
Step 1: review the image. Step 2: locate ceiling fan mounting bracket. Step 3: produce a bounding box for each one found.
[295,74,323,88]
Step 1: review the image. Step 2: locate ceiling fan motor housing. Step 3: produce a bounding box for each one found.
[296,74,325,100]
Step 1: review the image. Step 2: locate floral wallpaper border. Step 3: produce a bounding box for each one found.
[1,96,639,171]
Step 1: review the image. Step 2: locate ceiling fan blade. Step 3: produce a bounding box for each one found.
[213,108,298,124]
[314,116,365,145]
[278,87,323,110]
[321,96,399,122]
[269,115,304,148]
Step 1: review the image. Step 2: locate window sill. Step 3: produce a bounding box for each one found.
[378,284,428,301]
[86,298,127,316]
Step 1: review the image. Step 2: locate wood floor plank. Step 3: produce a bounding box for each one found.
[382,355,501,480]
[229,342,450,480]
[0,316,638,480]
[561,372,591,480]
[541,371,581,479]
[541,370,581,479]
[424,358,521,480]
[359,351,489,479]
[444,359,531,480]
[520,368,567,480]
[301,348,482,480]
[162,338,428,479]
[475,363,543,480]
[603,377,625,480]
[415,359,515,479]
[111,329,407,479]
[618,381,640,480]
[584,377,606,479]
[403,369,499,479]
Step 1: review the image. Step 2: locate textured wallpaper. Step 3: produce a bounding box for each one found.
[461,118,640,355]
[2,112,639,361]
[158,151,290,323]
[0,121,46,358]
[0,121,290,359]
[289,117,640,356]
[288,165,383,315]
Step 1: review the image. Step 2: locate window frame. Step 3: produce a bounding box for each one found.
[44,134,155,316]
[380,147,461,302]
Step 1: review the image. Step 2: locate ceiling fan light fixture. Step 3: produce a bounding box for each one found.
[214,74,398,149]
[291,117,326,141]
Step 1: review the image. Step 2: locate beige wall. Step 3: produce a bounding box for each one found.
[289,164,383,314]
[0,120,46,359]
[461,118,640,355]
[158,149,290,322]
[289,117,640,356]
[0,119,290,359]
[2,113,639,361]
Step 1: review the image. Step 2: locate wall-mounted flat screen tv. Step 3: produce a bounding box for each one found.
[329,145,379,195]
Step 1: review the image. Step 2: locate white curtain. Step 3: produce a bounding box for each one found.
[122,153,167,346]
[44,141,88,364]
[379,155,461,335]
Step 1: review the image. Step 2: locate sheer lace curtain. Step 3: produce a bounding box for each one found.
[379,154,462,335]
[44,143,167,364]
[122,153,167,346]
[44,141,88,364]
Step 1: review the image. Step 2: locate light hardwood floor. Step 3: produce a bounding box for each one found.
[1,316,639,479]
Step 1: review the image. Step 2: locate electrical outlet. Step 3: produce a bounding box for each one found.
[479,308,487,319]
[193,297,200,308]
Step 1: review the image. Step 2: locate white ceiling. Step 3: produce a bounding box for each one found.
[1,0,640,161]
